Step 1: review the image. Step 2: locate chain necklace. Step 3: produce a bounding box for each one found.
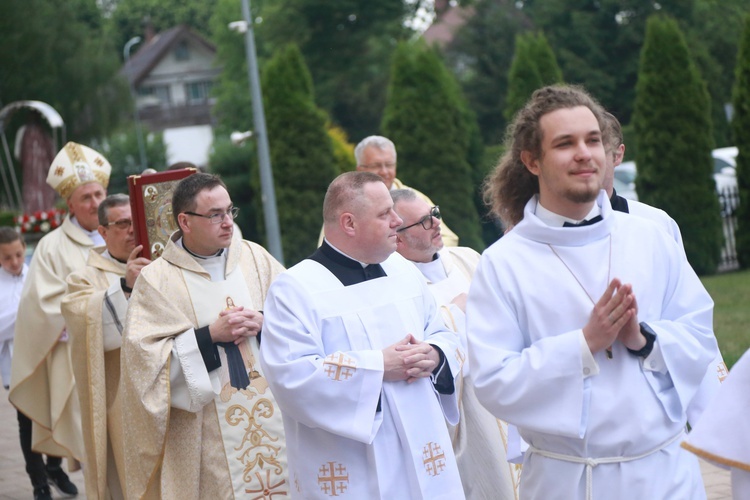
[548,234,613,358]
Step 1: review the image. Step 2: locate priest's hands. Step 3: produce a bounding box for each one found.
[210,307,263,345]
[583,278,638,355]
[125,245,152,290]
[382,334,440,383]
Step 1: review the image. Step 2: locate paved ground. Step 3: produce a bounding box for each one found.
[0,388,734,499]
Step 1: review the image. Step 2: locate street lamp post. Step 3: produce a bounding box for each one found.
[230,0,284,265]
[123,36,148,171]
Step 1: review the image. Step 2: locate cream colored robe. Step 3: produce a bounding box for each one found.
[121,234,286,499]
[318,177,460,247]
[417,247,520,500]
[10,215,89,461]
[62,248,128,499]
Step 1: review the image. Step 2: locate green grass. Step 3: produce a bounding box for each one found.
[701,269,750,369]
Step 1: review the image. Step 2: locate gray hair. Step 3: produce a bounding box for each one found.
[354,136,397,165]
[390,188,418,206]
[98,193,130,226]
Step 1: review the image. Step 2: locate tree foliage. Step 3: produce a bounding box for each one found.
[0,0,128,142]
[96,127,166,195]
[505,31,562,122]
[261,44,338,265]
[633,14,721,275]
[731,14,750,269]
[382,41,484,251]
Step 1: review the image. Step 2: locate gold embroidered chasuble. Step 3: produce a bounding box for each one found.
[9,215,90,461]
[121,234,288,499]
[61,248,127,499]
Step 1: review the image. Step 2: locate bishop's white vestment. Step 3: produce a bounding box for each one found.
[612,192,726,425]
[10,216,94,461]
[467,192,717,500]
[62,248,129,499]
[261,244,465,499]
[120,233,288,499]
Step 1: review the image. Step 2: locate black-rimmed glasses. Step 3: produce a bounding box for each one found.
[105,218,133,230]
[396,206,441,232]
[184,207,239,224]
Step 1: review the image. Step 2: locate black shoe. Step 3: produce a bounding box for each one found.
[33,485,52,500]
[45,467,78,497]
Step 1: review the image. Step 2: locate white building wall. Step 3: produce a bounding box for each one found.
[163,125,214,168]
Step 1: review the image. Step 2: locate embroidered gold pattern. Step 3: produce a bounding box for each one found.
[94,156,104,167]
[317,461,349,496]
[717,362,729,382]
[225,398,284,493]
[422,442,446,477]
[54,166,65,176]
[244,469,287,499]
[323,353,357,381]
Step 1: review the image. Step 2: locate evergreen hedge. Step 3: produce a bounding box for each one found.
[262,44,338,266]
[731,14,750,268]
[633,15,722,275]
[381,42,484,251]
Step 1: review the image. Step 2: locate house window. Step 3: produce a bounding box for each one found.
[186,81,213,104]
[137,85,171,107]
[174,41,190,61]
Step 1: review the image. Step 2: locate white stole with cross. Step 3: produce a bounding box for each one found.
[181,266,288,498]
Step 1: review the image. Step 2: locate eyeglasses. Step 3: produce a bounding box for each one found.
[184,207,239,224]
[397,206,441,232]
[105,218,133,230]
[360,162,396,171]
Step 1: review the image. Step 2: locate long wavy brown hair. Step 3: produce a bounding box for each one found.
[483,85,606,227]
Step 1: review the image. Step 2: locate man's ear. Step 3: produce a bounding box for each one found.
[613,144,625,167]
[177,213,190,234]
[339,212,356,236]
[520,150,540,176]
[97,225,107,240]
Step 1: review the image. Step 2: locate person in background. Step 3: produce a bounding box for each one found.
[318,135,459,247]
[392,189,519,499]
[600,111,726,424]
[0,227,26,390]
[10,142,111,500]
[62,194,151,499]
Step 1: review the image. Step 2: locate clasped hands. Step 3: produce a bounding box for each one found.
[209,307,263,345]
[383,334,440,383]
[583,278,647,355]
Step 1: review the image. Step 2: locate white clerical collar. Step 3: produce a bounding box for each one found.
[176,237,227,281]
[534,201,601,227]
[71,216,105,246]
[323,239,369,268]
[413,252,447,283]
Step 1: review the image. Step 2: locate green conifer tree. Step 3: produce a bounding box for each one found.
[633,15,722,274]
[262,44,337,265]
[505,32,563,122]
[381,42,483,250]
[731,14,750,268]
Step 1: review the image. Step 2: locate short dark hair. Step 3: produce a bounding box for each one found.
[97,194,130,226]
[0,226,24,246]
[167,161,205,173]
[172,173,227,227]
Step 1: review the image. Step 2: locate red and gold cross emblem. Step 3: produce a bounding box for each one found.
[323,353,357,381]
[317,461,349,497]
[422,442,446,477]
[54,166,65,176]
[717,362,729,382]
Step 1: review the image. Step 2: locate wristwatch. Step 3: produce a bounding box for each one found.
[120,277,133,294]
[627,322,656,358]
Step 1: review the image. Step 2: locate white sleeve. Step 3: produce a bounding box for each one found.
[169,328,217,412]
[101,280,127,351]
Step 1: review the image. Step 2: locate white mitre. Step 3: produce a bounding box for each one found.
[46,141,111,199]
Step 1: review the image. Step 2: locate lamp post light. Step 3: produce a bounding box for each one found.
[228,0,284,264]
[123,36,148,171]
